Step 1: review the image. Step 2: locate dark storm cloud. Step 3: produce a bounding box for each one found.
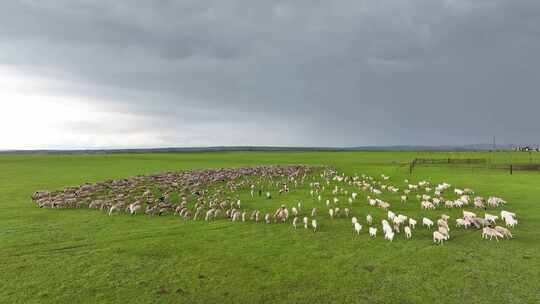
[1,0,539,148]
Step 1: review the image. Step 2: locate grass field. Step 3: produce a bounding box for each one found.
[1,151,539,304]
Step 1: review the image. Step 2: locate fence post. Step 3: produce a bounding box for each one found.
[510,164,513,175]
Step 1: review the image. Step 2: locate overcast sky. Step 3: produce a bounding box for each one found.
[1,1,539,149]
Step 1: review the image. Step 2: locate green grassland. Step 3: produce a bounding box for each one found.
[1,151,539,304]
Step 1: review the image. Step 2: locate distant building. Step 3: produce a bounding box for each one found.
[514,145,539,152]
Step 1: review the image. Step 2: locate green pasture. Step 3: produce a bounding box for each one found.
[1,151,539,303]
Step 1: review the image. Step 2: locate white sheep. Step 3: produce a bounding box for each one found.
[506,217,518,228]
[438,226,450,239]
[384,230,395,241]
[485,213,498,223]
[463,210,476,219]
[369,227,377,238]
[494,226,513,238]
[293,216,299,229]
[482,227,504,241]
[422,217,434,229]
[366,214,373,225]
[408,218,417,229]
[303,217,309,229]
[437,219,450,231]
[311,219,318,232]
[351,216,358,226]
[404,226,412,239]
[433,231,447,245]
[456,218,470,228]
[354,222,362,235]
[400,195,408,203]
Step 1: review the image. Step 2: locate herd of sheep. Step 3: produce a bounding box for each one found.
[31,165,518,244]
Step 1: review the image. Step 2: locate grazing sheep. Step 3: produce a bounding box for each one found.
[487,197,506,207]
[366,214,373,225]
[422,218,434,229]
[329,208,334,219]
[382,220,392,235]
[437,219,450,231]
[421,201,435,210]
[408,218,417,229]
[485,213,499,223]
[501,211,517,227]
[378,201,390,210]
[334,207,341,218]
[456,218,470,229]
[505,217,518,228]
[400,195,408,204]
[351,216,358,226]
[463,210,477,219]
[501,210,516,219]
[108,203,124,216]
[303,217,309,229]
[384,230,395,242]
[292,207,298,216]
[311,208,318,217]
[204,209,214,221]
[438,226,450,239]
[293,216,299,229]
[494,226,513,238]
[354,222,362,235]
[265,213,271,224]
[369,227,377,238]
[128,203,142,215]
[404,226,412,239]
[311,219,318,232]
[433,231,447,245]
[482,227,504,241]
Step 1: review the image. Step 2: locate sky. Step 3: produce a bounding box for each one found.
[1,0,539,150]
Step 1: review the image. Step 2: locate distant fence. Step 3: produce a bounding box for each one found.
[409,158,540,174]
[490,164,540,173]
[413,158,487,165]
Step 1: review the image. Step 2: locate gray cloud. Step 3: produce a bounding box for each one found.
[1,0,540,148]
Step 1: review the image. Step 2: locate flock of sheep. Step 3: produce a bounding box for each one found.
[31,165,518,244]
